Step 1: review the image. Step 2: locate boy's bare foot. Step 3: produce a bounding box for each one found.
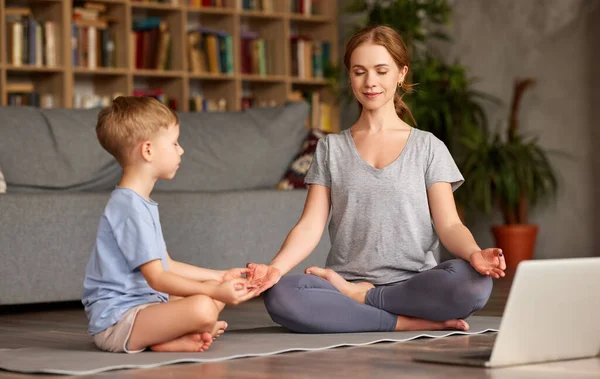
[211,320,228,340]
[395,316,470,332]
[149,332,213,352]
[305,266,375,304]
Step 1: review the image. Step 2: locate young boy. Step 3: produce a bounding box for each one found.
[82,96,257,353]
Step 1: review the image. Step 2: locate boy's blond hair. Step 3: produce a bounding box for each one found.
[96,96,179,165]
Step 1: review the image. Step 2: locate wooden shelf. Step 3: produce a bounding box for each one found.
[5,65,64,73]
[291,78,329,85]
[133,69,185,78]
[187,6,235,15]
[239,10,286,20]
[87,0,126,3]
[130,2,181,11]
[188,72,235,80]
[1,0,340,131]
[288,13,331,23]
[74,67,129,75]
[241,74,287,83]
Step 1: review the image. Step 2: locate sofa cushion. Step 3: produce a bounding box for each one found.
[154,101,310,192]
[276,128,330,190]
[0,106,122,192]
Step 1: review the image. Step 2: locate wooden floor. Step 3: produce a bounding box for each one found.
[1,274,599,379]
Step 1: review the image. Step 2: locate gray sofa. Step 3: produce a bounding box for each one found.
[0,102,331,305]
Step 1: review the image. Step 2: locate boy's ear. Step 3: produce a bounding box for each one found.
[141,141,153,162]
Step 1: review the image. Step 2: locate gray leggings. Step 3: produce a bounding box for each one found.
[263,259,493,333]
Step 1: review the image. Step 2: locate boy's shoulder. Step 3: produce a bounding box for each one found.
[104,187,157,225]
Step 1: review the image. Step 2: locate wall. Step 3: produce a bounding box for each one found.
[589,4,600,257]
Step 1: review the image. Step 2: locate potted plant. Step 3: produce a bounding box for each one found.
[406,52,495,153]
[345,0,452,49]
[458,78,559,270]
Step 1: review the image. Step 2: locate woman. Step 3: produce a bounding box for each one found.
[247,25,506,333]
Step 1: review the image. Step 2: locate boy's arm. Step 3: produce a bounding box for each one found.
[166,252,224,282]
[141,259,220,297]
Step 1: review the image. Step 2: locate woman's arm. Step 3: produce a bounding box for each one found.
[269,184,331,275]
[427,182,506,278]
[246,184,331,293]
[427,182,480,261]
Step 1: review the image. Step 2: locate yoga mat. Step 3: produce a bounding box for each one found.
[0,316,500,375]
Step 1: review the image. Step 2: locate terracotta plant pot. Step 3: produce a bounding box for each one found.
[491,224,539,270]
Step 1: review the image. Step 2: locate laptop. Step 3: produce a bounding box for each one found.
[412,257,600,368]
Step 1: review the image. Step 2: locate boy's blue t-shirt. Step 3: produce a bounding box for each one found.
[82,187,169,335]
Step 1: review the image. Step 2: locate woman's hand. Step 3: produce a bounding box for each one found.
[221,267,252,283]
[246,262,282,295]
[469,248,506,278]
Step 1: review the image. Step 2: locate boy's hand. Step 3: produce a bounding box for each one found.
[221,267,252,283]
[212,278,257,305]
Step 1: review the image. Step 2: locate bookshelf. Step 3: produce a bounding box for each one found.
[1,0,340,132]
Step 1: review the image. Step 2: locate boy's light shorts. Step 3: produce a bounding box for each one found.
[93,303,159,353]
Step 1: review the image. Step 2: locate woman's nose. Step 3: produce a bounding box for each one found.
[364,73,376,87]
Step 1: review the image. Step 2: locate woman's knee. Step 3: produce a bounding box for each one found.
[264,274,328,311]
[456,259,493,299]
[263,274,334,332]
[264,275,302,315]
[462,275,493,312]
[444,259,493,315]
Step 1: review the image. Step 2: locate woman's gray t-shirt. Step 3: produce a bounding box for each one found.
[304,128,464,285]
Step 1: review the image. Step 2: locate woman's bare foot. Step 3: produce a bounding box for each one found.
[395,315,470,332]
[211,320,228,340]
[149,332,213,352]
[305,266,375,304]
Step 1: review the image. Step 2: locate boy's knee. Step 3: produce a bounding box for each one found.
[188,295,219,326]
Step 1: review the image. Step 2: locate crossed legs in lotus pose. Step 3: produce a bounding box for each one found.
[263,259,493,333]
